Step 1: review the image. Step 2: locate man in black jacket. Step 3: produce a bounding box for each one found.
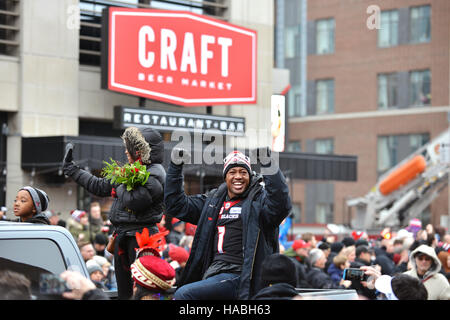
[63,127,165,300]
[350,245,377,299]
[374,238,398,275]
[164,148,292,300]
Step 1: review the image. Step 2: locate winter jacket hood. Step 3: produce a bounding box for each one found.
[121,127,164,165]
[404,244,450,300]
[408,244,441,278]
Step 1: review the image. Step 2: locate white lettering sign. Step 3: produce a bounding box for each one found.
[138,26,232,77]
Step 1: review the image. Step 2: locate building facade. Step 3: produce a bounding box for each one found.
[0,0,278,218]
[276,0,450,227]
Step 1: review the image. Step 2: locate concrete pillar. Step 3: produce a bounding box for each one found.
[6,0,80,210]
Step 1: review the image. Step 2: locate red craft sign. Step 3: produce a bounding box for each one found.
[102,7,257,107]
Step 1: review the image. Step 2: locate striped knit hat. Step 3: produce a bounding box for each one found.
[20,186,49,215]
[223,151,252,179]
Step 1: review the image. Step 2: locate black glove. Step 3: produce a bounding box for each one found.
[171,147,191,166]
[62,143,78,177]
[256,147,271,167]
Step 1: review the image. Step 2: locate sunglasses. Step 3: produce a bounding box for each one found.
[415,255,431,261]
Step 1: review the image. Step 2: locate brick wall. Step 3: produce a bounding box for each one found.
[288,0,450,226]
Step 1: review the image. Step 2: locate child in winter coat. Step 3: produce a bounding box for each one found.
[13,186,50,224]
[327,254,349,286]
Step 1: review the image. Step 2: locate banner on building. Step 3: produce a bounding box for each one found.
[102,8,257,107]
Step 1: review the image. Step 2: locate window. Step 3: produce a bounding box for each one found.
[377,133,429,176]
[79,0,229,66]
[0,239,67,295]
[0,0,20,56]
[305,182,334,224]
[285,25,300,58]
[409,70,431,106]
[316,18,335,54]
[287,141,301,152]
[378,10,398,47]
[410,5,431,44]
[288,86,303,117]
[378,73,398,109]
[291,203,302,223]
[409,134,429,151]
[378,135,397,175]
[315,203,333,224]
[419,206,431,226]
[315,138,334,154]
[316,79,334,114]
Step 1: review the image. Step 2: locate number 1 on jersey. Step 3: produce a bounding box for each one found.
[217,226,226,253]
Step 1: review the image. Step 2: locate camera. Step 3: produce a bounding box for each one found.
[342,268,368,282]
[39,273,70,295]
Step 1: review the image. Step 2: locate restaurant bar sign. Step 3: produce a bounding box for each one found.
[101,7,257,107]
[114,106,245,136]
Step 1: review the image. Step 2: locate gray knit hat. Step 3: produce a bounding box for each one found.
[20,186,49,215]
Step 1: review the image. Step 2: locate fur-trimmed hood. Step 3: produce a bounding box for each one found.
[121,127,164,164]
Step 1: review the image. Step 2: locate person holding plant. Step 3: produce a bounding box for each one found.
[62,126,165,300]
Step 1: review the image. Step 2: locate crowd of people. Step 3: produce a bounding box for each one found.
[1,185,450,300]
[1,196,199,296]
[69,210,196,299]
[0,125,449,301]
[61,211,450,300]
[275,217,450,300]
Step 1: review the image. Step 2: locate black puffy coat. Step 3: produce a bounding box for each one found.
[68,128,165,235]
[164,162,292,300]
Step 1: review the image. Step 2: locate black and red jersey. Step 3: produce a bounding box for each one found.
[212,198,244,265]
